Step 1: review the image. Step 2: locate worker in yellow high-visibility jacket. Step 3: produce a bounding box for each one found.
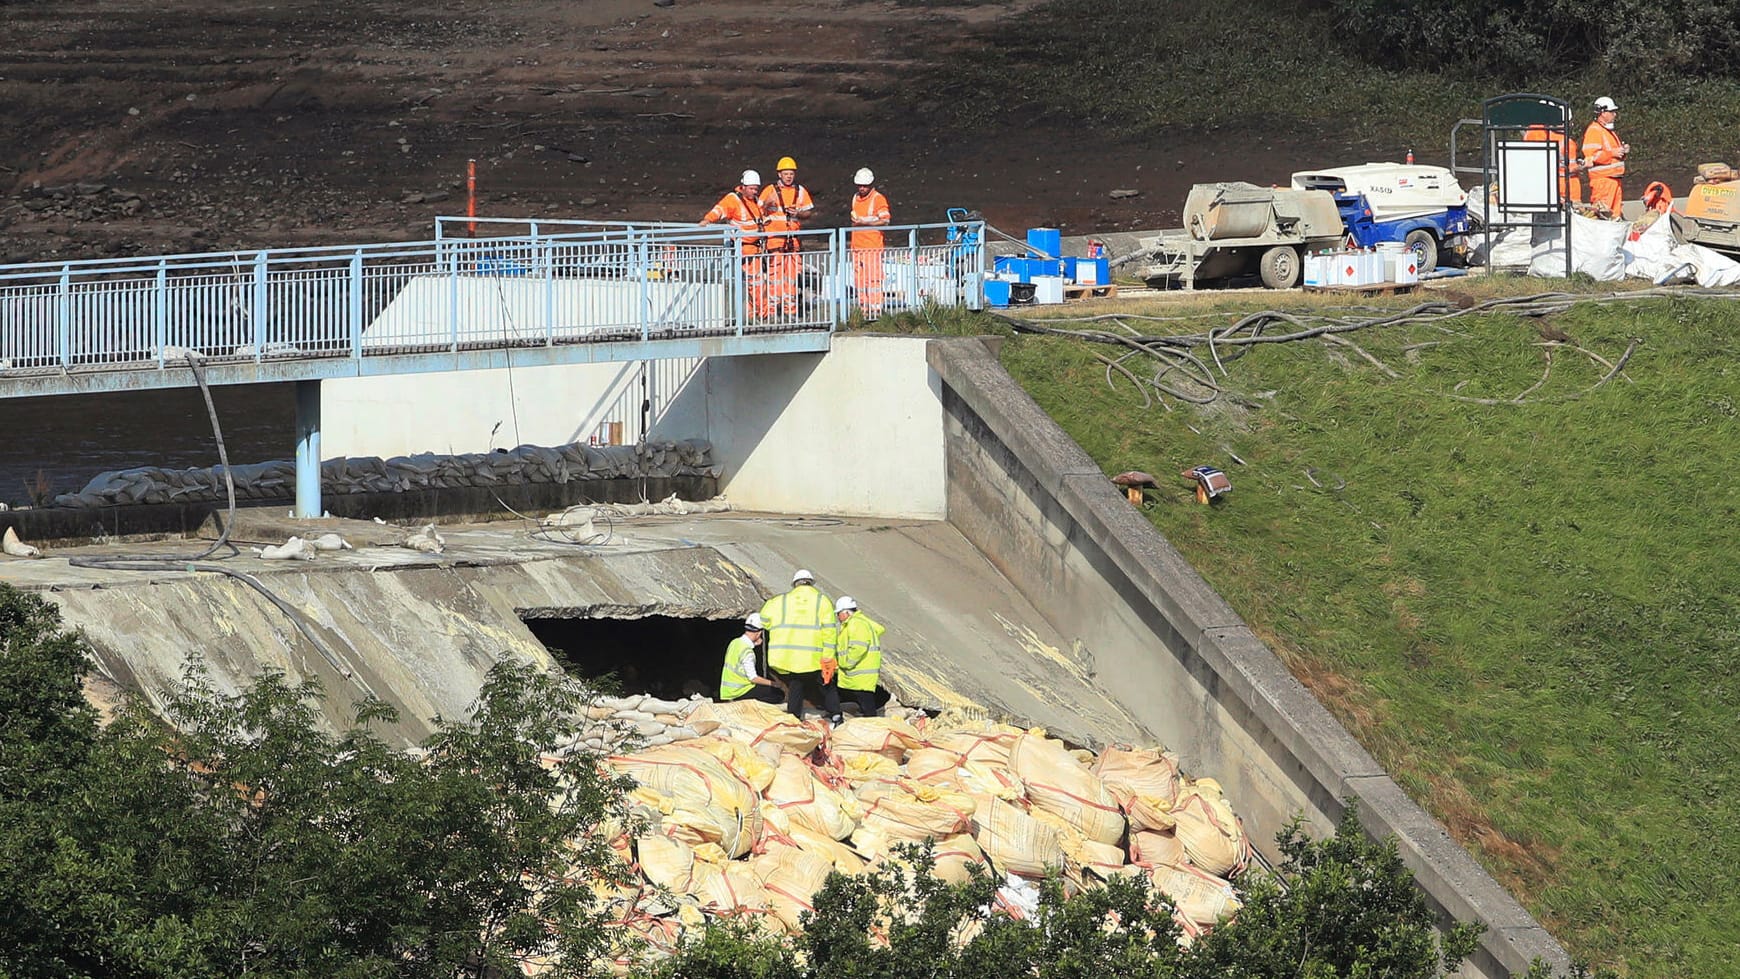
[833,596,885,718]
[718,612,784,703]
[759,569,841,723]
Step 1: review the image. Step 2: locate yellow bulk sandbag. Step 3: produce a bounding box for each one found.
[856,777,975,843]
[836,750,901,784]
[906,746,965,784]
[1028,806,1123,890]
[687,858,775,921]
[1093,745,1181,832]
[909,745,1026,799]
[632,787,762,859]
[974,795,1063,877]
[1061,835,1127,885]
[1147,862,1242,926]
[829,716,925,764]
[869,831,986,885]
[611,745,762,857]
[1171,778,1249,877]
[748,845,836,933]
[930,728,1022,768]
[765,754,861,840]
[957,762,1026,804]
[1007,733,1125,846]
[686,700,824,760]
[1130,828,1187,869]
[783,822,869,875]
[678,735,778,793]
[847,823,899,864]
[637,833,702,893]
[931,832,988,884]
[610,744,757,813]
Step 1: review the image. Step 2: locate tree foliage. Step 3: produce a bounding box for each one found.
[1320,0,1740,81]
[0,583,631,979]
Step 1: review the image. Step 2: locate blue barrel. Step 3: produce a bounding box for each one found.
[1026,227,1062,259]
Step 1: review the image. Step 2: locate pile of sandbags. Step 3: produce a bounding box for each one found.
[586,702,1253,973]
[1466,183,1740,287]
[51,438,719,508]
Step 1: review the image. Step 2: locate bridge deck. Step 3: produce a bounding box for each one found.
[0,216,983,399]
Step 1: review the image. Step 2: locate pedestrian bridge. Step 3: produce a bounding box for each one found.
[0,215,985,514]
[0,215,985,399]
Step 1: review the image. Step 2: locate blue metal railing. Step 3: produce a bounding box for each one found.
[0,218,985,377]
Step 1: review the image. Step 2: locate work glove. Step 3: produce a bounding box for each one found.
[820,657,837,684]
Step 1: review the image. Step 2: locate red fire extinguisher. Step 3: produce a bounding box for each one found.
[1405,148,1415,165]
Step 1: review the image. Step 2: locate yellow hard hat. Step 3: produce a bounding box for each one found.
[776,156,798,172]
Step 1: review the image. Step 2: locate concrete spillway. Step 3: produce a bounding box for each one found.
[9,513,1137,751]
[0,335,1566,978]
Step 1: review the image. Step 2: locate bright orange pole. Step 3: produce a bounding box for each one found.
[467,159,477,236]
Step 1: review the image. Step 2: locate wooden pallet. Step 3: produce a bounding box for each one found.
[1301,281,1421,297]
[1064,282,1119,300]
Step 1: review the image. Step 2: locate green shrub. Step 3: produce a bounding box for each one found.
[1324,0,1740,80]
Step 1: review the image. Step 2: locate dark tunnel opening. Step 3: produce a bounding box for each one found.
[521,613,889,711]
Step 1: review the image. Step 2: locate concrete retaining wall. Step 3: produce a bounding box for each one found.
[926,336,1567,979]
[323,359,696,459]
[319,334,944,519]
[654,334,945,519]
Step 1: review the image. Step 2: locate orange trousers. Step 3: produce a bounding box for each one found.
[741,251,772,319]
[766,251,800,316]
[1588,176,1622,215]
[852,249,885,318]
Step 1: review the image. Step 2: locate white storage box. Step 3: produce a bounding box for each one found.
[1032,275,1065,304]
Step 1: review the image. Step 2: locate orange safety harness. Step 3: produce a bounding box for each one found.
[767,184,804,253]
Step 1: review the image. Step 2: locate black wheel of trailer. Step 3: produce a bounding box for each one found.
[1258,245,1300,289]
[1404,229,1439,273]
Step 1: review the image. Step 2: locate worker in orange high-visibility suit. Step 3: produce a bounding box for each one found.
[759,157,815,319]
[1582,96,1629,216]
[849,168,891,320]
[700,170,772,319]
[1523,122,1584,205]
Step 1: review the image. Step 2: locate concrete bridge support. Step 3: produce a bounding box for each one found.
[295,379,322,518]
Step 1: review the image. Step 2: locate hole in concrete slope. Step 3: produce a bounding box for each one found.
[521,610,895,714]
[523,614,737,702]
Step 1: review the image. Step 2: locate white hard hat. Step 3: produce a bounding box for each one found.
[741,169,762,186]
[834,596,858,614]
[1594,96,1618,112]
[792,568,815,584]
[744,612,765,630]
[853,167,875,186]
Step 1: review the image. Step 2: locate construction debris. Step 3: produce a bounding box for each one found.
[2,526,43,558]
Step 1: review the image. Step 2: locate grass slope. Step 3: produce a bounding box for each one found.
[875,283,1739,978]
